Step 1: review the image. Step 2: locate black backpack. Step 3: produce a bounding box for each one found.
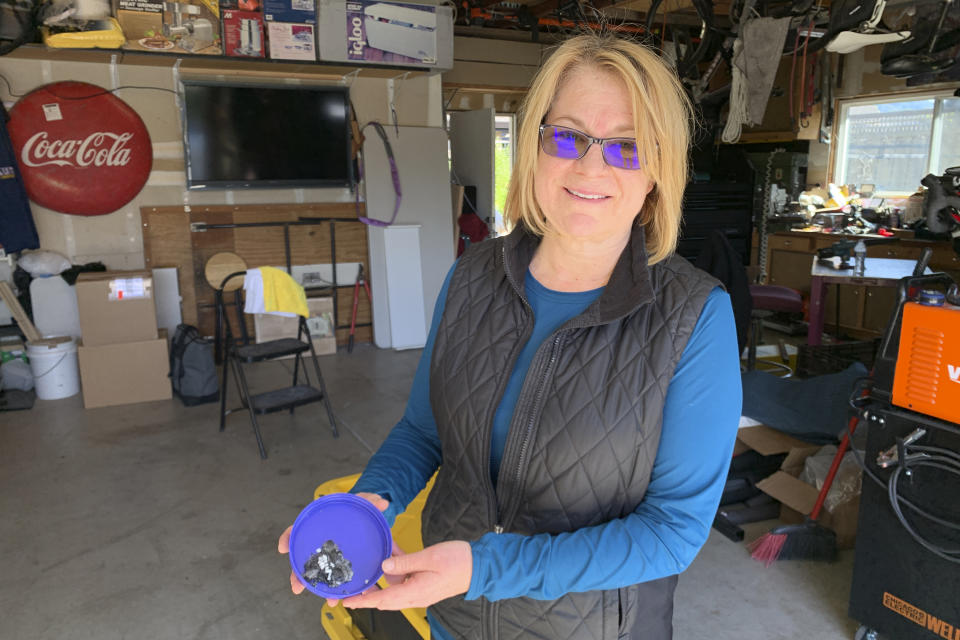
[169,324,219,406]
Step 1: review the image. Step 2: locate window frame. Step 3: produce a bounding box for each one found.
[832,89,959,196]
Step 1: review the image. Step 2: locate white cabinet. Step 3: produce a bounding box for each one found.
[368,225,427,350]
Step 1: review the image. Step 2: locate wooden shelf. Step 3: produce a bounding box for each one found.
[6,43,434,80]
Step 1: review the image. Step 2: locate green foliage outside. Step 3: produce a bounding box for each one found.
[494,142,513,235]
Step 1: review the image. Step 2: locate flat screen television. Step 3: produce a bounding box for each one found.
[181,82,354,190]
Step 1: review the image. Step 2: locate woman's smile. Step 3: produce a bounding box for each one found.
[564,187,610,201]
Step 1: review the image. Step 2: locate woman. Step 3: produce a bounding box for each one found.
[280,32,742,639]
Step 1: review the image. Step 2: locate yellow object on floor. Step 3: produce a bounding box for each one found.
[314,474,435,640]
[261,266,309,318]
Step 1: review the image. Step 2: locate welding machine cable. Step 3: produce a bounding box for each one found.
[887,458,960,563]
[843,415,960,563]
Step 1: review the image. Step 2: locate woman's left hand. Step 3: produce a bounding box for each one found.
[340,540,473,610]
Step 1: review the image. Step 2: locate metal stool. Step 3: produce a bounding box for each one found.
[747,284,803,374]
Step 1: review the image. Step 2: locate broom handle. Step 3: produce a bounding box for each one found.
[810,416,858,521]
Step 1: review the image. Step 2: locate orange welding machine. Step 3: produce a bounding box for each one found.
[892,296,960,425]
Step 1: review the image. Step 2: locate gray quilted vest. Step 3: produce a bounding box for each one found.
[425,222,720,640]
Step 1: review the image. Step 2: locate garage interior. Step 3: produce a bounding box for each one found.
[1,1,959,639]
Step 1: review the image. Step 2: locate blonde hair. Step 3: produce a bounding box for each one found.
[504,33,693,265]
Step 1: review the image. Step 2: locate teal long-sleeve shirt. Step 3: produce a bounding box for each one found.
[351,264,742,613]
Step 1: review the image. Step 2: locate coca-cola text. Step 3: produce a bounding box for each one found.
[21,131,135,168]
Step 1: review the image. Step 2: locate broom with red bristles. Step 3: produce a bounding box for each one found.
[747,415,860,566]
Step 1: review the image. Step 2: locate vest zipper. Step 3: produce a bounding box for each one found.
[493,241,534,534]
[489,326,532,534]
[500,332,564,532]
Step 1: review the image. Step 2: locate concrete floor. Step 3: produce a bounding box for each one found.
[0,344,862,640]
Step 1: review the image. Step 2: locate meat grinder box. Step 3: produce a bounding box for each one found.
[263,0,315,23]
[78,331,171,409]
[76,270,158,347]
[115,0,222,54]
[113,0,165,51]
[222,9,265,57]
[266,21,316,60]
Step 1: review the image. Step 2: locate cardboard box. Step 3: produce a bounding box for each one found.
[316,0,454,70]
[253,297,335,356]
[221,0,261,10]
[115,0,222,54]
[76,270,158,347]
[0,337,26,363]
[733,420,811,457]
[263,0,315,23]
[222,9,265,57]
[266,21,316,60]
[78,333,172,409]
[738,424,861,549]
[756,447,861,550]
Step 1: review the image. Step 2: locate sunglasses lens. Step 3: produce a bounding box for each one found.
[541,125,587,159]
[602,139,642,170]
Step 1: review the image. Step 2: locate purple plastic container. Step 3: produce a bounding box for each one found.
[288,493,392,599]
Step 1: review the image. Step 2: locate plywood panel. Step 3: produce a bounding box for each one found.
[143,202,372,346]
[142,207,197,325]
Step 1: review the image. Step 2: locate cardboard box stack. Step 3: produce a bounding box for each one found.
[263,0,317,60]
[75,271,172,409]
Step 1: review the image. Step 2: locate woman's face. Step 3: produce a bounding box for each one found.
[534,65,654,246]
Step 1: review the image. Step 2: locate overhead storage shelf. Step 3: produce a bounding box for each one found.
[5,43,432,80]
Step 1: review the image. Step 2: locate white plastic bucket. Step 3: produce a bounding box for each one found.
[26,337,80,400]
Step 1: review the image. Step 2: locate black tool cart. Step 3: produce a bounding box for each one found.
[848,272,960,640]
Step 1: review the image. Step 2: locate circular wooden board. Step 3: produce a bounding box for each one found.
[204,252,247,291]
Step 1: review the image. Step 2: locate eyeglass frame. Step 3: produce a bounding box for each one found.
[537,123,645,170]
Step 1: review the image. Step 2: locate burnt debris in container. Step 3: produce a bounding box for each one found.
[302,540,354,588]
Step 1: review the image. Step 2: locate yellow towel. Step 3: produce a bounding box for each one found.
[260,266,310,318]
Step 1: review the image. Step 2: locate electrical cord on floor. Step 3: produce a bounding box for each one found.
[845,380,960,564]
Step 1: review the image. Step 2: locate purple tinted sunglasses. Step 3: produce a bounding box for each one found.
[539,124,644,170]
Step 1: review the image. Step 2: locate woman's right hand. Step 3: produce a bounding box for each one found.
[277,492,391,606]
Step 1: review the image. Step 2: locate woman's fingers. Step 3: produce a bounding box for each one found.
[355,492,390,513]
[340,541,472,611]
[383,539,407,586]
[278,525,292,553]
[280,526,304,595]
[289,570,306,595]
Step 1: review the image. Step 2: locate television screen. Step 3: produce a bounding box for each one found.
[181,82,354,189]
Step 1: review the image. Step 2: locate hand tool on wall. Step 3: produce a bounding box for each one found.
[347,264,371,354]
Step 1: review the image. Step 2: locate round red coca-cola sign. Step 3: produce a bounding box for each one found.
[8,81,152,216]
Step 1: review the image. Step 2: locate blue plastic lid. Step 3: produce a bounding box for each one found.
[288,493,392,599]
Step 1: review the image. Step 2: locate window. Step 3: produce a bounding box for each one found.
[445,111,516,237]
[834,92,960,195]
